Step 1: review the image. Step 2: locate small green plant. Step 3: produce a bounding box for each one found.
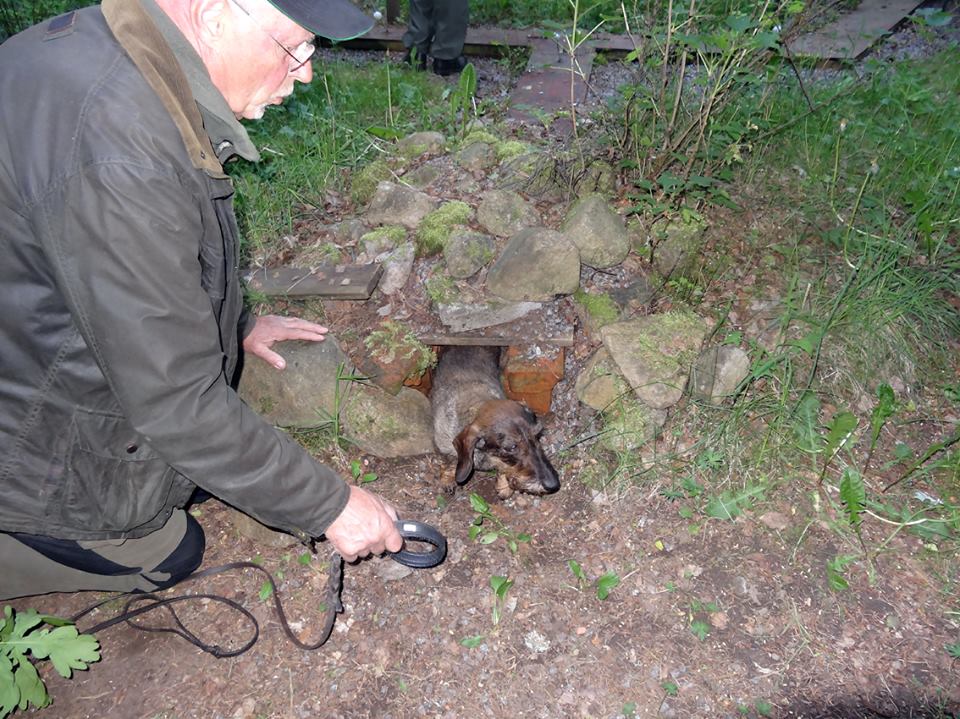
[450,62,478,139]
[363,321,436,377]
[460,634,485,648]
[312,362,369,449]
[947,642,960,659]
[689,619,711,641]
[468,493,531,554]
[864,383,897,473]
[489,575,513,626]
[349,459,378,485]
[704,484,766,521]
[1,606,101,718]
[595,572,620,600]
[817,411,859,487]
[826,554,857,591]
[567,559,589,589]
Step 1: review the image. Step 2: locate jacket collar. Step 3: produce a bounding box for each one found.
[101,0,228,177]
[139,0,260,164]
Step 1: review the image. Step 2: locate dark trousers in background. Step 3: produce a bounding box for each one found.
[403,0,469,61]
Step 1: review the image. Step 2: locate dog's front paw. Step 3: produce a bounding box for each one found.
[440,466,458,495]
[495,474,515,500]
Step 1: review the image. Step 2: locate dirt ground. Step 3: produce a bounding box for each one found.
[14,13,960,719]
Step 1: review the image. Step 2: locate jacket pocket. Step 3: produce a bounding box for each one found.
[61,409,176,533]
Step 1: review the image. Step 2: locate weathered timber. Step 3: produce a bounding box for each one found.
[243,264,383,299]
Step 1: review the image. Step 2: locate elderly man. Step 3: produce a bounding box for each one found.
[0,0,402,601]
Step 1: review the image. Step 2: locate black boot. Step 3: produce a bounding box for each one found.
[433,55,467,76]
[403,46,428,71]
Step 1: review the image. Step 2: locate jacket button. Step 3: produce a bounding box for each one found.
[126,443,139,454]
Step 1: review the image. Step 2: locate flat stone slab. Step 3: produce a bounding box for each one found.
[412,302,574,347]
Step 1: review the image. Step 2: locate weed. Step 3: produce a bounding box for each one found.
[349,459,378,485]
[489,575,514,626]
[0,606,101,718]
[468,493,531,554]
[311,362,369,449]
[415,201,473,256]
[424,274,456,305]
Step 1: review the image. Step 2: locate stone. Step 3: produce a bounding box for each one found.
[238,338,352,427]
[689,346,751,404]
[649,215,708,279]
[437,298,542,332]
[225,508,295,548]
[377,242,415,295]
[487,227,580,302]
[397,131,445,159]
[443,230,496,278]
[609,276,656,312]
[457,141,497,172]
[364,181,439,229]
[576,160,617,196]
[350,159,393,207]
[359,321,435,395]
[330,218,367,244]
[502,345,564,415]
[403,163,442,189]
[574,347,627,411]
[372,556,414,581]
[476,189,540,238]
[561,193,630,269]
[497,152,566,203]
[573,289,621,338]
[600,311,709,410]
[341,384,435,458]
[360,225,406,256]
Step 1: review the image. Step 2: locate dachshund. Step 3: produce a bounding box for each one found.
[431,346,560,499]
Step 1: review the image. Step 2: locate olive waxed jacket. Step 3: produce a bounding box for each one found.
[0,0,349,540]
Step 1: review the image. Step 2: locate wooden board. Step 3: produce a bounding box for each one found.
[243,264,382,299]
[785,0,925,59]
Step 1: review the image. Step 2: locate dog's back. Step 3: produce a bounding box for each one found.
[431,346,503,456]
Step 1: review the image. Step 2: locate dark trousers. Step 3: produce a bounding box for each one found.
[0,509,204,600]
[403,0,469,60]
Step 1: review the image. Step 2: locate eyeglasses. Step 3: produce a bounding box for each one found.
[228,0,316,73]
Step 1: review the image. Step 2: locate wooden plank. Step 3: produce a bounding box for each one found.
[243,264,382,299]
[785,0,924,59]
[418,330,575,347]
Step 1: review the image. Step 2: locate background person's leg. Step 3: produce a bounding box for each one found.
[0,509,204,601]
[403,0,434,66]
[430,0,468,67]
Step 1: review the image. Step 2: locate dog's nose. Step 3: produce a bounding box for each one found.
[539,461,561,494]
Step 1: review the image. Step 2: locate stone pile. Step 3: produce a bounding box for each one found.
[239,128,751,458]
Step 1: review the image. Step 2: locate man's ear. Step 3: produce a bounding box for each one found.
[192,0,231,46]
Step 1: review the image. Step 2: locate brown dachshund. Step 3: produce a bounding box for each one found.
[431,346,560,499]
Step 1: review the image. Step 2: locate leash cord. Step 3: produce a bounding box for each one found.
[71,552,345,658]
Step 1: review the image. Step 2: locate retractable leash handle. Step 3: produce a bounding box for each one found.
[390,519,447,568]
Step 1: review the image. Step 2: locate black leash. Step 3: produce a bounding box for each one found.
[74,519,445,657]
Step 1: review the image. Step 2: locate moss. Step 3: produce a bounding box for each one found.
[461,130,500,148]
[297,241,343,266]
[350,159,392,207]
[574,289,620,328]
[496,140,531,162]
[363,320,437,376]
[466,239,495,266]
[416,200,473,256]
[360,225,406,254]
[425,274,456,305]
[258,395,276,415]
[600,397,660,453]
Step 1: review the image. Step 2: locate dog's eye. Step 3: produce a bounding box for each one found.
[501,441,517,453]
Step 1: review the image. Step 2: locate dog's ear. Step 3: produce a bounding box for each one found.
[520,405,544,435]
[453,423,481,486]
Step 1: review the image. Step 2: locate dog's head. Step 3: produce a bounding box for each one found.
[453,399,560,496]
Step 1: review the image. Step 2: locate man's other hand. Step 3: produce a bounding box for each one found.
[324,486,404,562]
[243,315,328,370]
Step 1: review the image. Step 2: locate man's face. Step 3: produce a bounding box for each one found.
[217,0,314,120]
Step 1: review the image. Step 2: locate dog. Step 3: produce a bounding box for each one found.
[431,346,560,499]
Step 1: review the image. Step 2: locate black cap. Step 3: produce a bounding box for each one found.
[266,0,374,41]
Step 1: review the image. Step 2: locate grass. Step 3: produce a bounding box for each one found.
[228,56,451,263]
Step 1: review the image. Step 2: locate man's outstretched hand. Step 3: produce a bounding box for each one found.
[324,486,404,562]
[243,315,328,370]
